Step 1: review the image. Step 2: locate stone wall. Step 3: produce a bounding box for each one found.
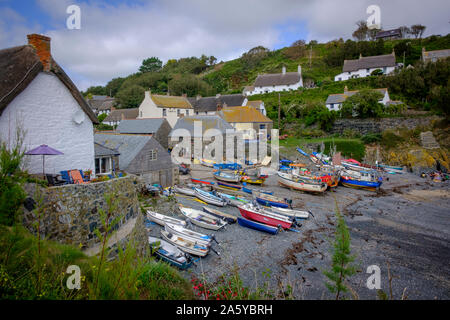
[330,116,441,135]
[22,175,147,253]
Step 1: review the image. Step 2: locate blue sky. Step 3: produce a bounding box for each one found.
[1,0,449,90]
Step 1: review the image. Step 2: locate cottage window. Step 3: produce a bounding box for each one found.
[149,149,157,161]
[163,108,167,116]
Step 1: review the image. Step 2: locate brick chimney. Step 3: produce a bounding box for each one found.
[27,34,52,72]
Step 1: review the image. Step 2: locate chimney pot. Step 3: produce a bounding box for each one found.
[27,34,52,72]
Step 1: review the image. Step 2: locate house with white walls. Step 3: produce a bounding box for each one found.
[334,52,398,81]
[137,91,193,127]
[0,34,98,175]
[243,65,303,96]
[325,86,391,111]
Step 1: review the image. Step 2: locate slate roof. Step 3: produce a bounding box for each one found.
[219,106,272,123]
[253,72,301,87]
[422,49,450,62]
[94,133,152,169]
[94,142,120,157]
[103,108,139,122]
[117,118,165,134]
[188,94,246,113]
[169,115,234,138]
[0,45,98,123]
[326,88,388,104]
[151,94,192,109]
[342,53,396,72]
[375,28,402,39]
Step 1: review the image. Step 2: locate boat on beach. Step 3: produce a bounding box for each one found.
[238,203,294,229]
[148,236,193,269]
[179,205,227,230]
[146,210,187,227]
[237,217,279,235]
[194,188,227,206]
[164,222,213,246]
[161,230,209,257]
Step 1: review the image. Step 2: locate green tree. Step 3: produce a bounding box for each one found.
[116,84,145,108]
[341,89,384,118]
[139,57,163,73]
[323,198,357,300]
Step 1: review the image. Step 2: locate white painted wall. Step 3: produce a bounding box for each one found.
[334,66,396,81]
[138,91,192,127]
[0,72,95,175]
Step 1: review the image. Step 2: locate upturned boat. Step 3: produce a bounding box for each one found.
[146,210,187,227]
[253,191,291,208]
[179,205,227,230]
[202,206,237,224]
[164,222,213,246]
[238,203,294,229]
[277,172,328,194]
[237,217,279,235]
[148,236,193,269]
[213,171,241,183]
[194,188,227,206]
[161,230,209,257]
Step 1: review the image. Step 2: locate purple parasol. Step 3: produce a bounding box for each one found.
[25,144,64,177]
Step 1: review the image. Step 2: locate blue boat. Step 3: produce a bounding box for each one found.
[237,217,279,235]
[242,187,273,195]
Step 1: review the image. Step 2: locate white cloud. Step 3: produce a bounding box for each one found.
[1,0,449,90]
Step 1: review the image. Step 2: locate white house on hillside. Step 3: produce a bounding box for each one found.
[334,51,398,81]
[0,34,98,175]
[325,86,391,111]
[138,91,193,127]
[243,65,303,96]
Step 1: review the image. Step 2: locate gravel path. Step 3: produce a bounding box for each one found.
[146,166,450,300]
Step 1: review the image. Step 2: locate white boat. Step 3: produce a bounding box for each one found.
[263,206,310,219]
[164,222,213,246]
[161,230,209,257]
[173,185,195,196]
[277,172,328,194]
[194,187,227,206]
[179,205,227,230]
[146,210,187,227]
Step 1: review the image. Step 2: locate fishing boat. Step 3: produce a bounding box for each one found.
[216,192,250,207]
[263,206,310,219]
[277,172,328,194]
[164,223,213,246]
[213,171,241,183]
[148,236,193,269]
[179,205,227,230]
[200,158,216,167]
[339,169,382,191]
[238,203,294,229]
[237,217,279,235]
[191,178,215,185]
[173,185,195,196]
[161,230,209,257]
[217,181,242,191]
[146,210,187,227]
[194,188,227,206]
[240,175,265,185]
[241,187,273,195]
[253,191,290,208]
[202,206,237,224]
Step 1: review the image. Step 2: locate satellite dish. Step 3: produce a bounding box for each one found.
[73,110,85,124]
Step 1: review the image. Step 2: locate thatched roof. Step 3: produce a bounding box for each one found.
[0,45,98,123]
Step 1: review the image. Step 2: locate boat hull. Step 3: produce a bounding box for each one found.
[237,217,279,235]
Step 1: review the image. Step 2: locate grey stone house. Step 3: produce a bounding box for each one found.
[94,133,177,187]
[116,118,171,149]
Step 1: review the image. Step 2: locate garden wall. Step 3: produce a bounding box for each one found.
[22,175,148,257]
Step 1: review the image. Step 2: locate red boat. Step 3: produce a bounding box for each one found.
[238,204,293,229]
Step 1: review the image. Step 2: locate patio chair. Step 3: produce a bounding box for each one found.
[69,170,89,184]
[60,171,73,184]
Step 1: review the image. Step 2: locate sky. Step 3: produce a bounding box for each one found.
[1,0,449,91]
